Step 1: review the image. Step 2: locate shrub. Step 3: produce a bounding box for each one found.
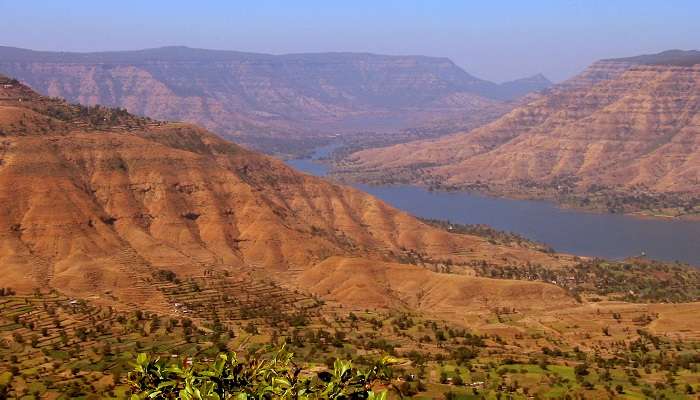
[128,345,396,399]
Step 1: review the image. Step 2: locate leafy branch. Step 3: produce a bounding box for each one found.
[128,345,398,399]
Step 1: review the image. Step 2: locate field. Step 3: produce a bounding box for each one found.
[2,285,700,399]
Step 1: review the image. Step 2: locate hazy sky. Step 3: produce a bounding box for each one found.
[1,0,698,82]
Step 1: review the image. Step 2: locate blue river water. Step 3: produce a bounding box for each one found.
[286,144,700,266]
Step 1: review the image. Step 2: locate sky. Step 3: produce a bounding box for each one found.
[0,0,698,82]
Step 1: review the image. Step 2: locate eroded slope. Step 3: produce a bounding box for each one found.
[341,51,700,216]
[0,76,569,315]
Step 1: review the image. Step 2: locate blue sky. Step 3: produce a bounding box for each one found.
[1,0,698,82]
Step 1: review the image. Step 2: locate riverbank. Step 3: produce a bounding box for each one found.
[286,147,700,266]
[328,165,700,222]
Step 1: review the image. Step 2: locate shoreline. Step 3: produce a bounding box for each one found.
[286,157,700,267]
[328,172,700,222]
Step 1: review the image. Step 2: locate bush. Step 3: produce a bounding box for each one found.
[129,345,396,399]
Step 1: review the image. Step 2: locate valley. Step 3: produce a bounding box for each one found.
[2,1,700,398]
[0,74,699,398]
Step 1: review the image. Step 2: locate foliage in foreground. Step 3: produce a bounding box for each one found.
[128,346,397,399]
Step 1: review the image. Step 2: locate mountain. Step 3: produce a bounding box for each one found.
[492,73,552,100]
[0,46,545,155]
[0,75,572,316]
[339,50,700,216]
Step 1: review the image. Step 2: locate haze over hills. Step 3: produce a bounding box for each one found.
[339,50,700,217]
[0,45,550,155]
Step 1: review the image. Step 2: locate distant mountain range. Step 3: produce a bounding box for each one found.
[339,50,700,217]
[0,45,550,154]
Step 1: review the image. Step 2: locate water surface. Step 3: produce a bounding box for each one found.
[287,144,700,265]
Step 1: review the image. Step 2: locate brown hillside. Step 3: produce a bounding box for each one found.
[0,76,570,314]
[340,52,700,215]
[298,256,576,313]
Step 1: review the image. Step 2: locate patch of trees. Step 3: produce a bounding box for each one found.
[152,269,179,283]
[473,258,700,303]
[420,218,554,252]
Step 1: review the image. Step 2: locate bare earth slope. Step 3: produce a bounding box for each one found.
[0,46,548,155]
[0,76,569,314]
[341,50,700,216]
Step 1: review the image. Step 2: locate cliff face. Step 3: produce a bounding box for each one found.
[0,76,568,311]
[0,46,538,154]
[341,51,700,214]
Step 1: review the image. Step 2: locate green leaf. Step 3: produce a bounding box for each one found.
[273,377,291,387]
[368,390,387,400]
[157,380,177,389]
[136,353,149,366]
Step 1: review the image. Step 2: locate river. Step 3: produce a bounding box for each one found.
[286,144,700,266]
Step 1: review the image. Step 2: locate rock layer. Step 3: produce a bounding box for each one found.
[0,46,548,154]
[341,51,700,214]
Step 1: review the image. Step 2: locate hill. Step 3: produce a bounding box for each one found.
[0,46,551,156]
[339,50,700,217]
[0,74,571,310]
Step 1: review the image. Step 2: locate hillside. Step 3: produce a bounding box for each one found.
[0,75,572,312]
[339,50,700,217]
[0,46,551,155]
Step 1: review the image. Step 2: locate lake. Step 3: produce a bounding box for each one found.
[287,144,700,266]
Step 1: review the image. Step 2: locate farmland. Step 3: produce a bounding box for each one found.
[2,287,700,399]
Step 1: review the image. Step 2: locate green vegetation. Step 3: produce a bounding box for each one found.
[473,258,700,303]
[572,185,700,217]
[2,286,700,398]
[420,218,554,252]
[42,102,141,127]
[129,346,395,399]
